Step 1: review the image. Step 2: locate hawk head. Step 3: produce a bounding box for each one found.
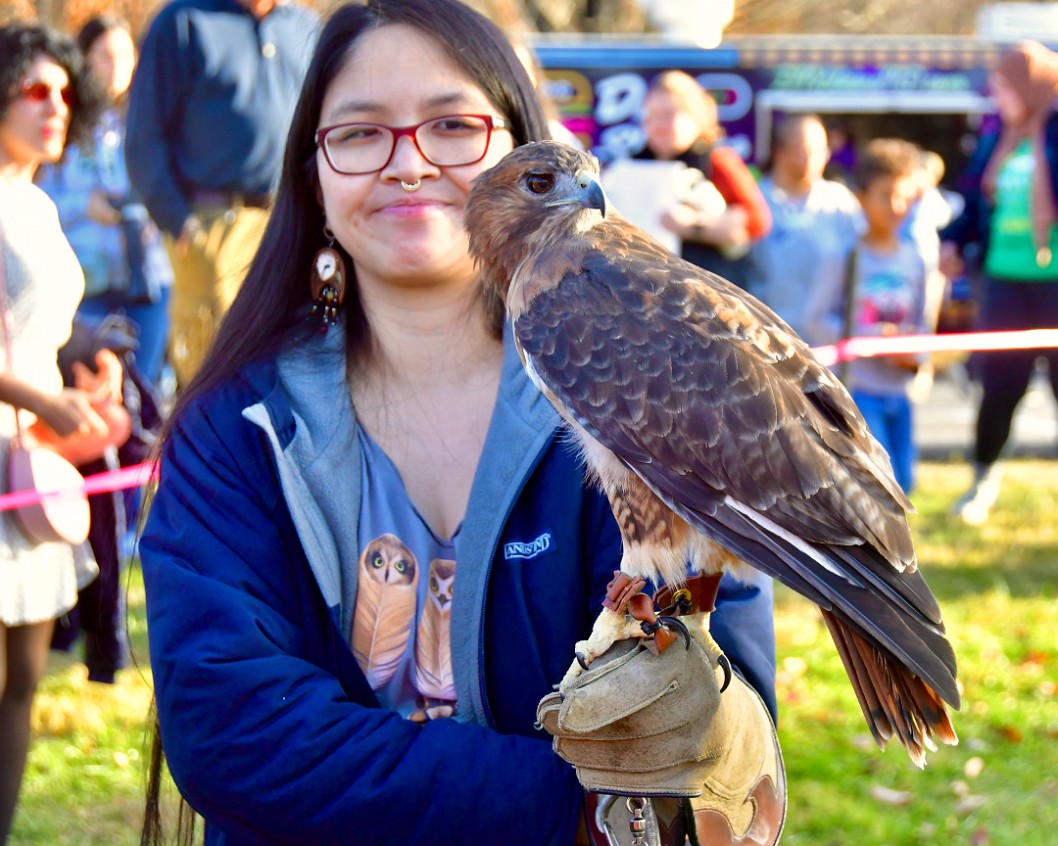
[466,141,606,298]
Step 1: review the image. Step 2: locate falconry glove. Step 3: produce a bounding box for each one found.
[536,583,785,846]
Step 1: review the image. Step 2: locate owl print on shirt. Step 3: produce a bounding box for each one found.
[351,534,419,689]
[351,535,458,722]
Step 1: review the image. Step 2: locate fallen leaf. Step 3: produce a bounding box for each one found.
[870,785,914,806]
[851,734,876,752]
[956,795,988,815]
[964,757,985,779]
[996,725,1023,743]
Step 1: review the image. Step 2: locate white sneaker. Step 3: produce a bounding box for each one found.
[952,465,1002,526]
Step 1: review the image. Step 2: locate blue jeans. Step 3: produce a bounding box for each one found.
[851,390,915,493]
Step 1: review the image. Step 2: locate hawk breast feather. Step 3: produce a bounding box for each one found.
[513,222,958,707]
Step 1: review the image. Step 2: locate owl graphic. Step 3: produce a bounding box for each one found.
[351,533,418,689]
[411,558,457,721]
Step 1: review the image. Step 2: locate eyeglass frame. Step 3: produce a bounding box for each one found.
[18,79,75,107]
[314,113,510,175]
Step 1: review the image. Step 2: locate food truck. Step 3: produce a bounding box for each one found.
[534,34,1013,182]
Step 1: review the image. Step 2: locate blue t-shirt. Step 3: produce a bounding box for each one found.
[352,427,459,721]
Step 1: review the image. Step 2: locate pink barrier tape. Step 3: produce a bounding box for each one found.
[2,328,1057,511]
[812,328,1058,367]
[0,461,156,513]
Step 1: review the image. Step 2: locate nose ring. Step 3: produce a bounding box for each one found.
[401,179,421,192]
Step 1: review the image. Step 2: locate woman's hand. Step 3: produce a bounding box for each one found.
[87,190,123,226]
[663,204,751,255]
[34,388,109,440]
[939,241,964,277]
[72,349,124,406]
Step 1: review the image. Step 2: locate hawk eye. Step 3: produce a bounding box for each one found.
[525,172,555,194]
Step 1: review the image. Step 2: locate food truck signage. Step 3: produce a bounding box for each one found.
[535,36,999,164]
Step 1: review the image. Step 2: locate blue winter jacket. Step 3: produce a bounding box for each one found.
[140,326,777,846]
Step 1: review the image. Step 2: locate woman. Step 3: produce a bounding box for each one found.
[140,2,778,844]
[942,41,1058,525]
[0,22,104,843]
[38,13,167,686]
[634,69,771,288]
[38,14,173,389]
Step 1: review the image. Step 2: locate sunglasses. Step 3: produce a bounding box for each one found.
[19,80,75,106]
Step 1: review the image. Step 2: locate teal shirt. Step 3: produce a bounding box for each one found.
[984,138,1058,280]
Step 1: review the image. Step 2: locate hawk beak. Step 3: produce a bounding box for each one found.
[576,172,607,217]
[544,171,607,217]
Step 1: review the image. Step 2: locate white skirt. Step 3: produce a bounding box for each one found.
[0,441,98,626]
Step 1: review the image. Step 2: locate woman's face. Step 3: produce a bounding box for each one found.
[86,27,136,102]
[0,54,71,173]
[641,89,700,160]
[315,24,515,293]
[991,71,1026,126]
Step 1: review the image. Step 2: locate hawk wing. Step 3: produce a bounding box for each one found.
[514,219,959,708]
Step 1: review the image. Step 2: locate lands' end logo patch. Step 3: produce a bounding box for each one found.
[504,532,553,561]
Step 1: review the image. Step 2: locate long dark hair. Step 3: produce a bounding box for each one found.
[167,0,548,429]
[0,21,104,148]
[142,2,548,842]
[77,13,131,57]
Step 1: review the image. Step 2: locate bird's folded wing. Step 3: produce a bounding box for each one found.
[514,234,958,706]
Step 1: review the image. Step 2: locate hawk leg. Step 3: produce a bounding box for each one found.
[561,469,738,684]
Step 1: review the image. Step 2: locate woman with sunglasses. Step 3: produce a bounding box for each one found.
[39,14,173,390]
[139,2,780,844]
[0,21,104,843]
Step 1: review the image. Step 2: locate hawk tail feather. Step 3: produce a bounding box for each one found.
[821,609,958,768]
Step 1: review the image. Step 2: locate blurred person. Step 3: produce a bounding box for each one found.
[805,139,929,493]
[39,14,173,388]
[126,0,319,389]
[823,118,856,186]
[753,113,863,338]
[633,70,771,288]
[901,148,957,399]
[941,41,1058,525]
[0,22,105,842]
[138,2,782,844]
[509,34,581,148]
[37,15,172,684]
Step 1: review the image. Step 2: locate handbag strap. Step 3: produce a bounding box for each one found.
[0,218,30,446]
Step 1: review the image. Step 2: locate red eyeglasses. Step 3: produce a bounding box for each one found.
[19,80,75,106]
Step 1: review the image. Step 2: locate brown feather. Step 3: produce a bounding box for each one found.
[821,609,956,767]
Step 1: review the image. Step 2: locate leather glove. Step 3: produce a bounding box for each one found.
[537,606,785,846]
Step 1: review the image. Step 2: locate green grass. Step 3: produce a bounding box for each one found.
[774,460,1058,846]
[10,460,1058,844]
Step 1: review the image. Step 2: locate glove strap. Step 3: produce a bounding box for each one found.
[654,573,723,616]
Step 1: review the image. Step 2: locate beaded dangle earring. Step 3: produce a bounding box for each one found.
[310,224,347,332]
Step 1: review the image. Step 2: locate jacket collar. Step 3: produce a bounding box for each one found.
[242,321,561,725]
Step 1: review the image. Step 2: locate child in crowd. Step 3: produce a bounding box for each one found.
[805,138,929,492]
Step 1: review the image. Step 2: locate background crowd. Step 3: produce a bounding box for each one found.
[2,0,1058,842]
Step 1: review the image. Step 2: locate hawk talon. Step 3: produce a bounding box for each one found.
[717,653,732,693]
[576,651,591,672]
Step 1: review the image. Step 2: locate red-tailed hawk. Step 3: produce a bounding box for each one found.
[465,141,958,766]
